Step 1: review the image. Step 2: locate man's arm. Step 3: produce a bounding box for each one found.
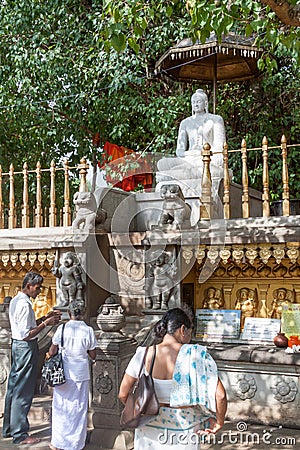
[176,121,188,156]
[24,311,61,341]
[36,310,61,326]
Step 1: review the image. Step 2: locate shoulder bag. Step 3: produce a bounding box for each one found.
[41,322,66,388]
[120,345,160,429]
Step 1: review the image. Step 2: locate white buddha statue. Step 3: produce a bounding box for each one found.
[156,89,226,195]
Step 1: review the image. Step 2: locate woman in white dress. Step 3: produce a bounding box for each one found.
[48,300,97,450]
[119,307,227,449]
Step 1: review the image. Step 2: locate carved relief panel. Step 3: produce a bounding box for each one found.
[0,250,57,318]
[184,245,300,318]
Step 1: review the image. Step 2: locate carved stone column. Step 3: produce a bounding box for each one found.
[292,284,300,304]
[112,247,145,316]
[223,284,234,309]
[257,284,270,317]
[90,299,136,449]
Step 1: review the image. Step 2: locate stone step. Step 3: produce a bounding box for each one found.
[28,395,52,426]
[0,395,113,449]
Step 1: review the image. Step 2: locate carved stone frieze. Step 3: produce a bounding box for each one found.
[182,246,194,264]
[37,253,47,266]
[272,264,287,277]
[219,249,231,265]
[207,247,219,265]
[46,251,56,266]
[245,247,258,265]
[194,244,300,275]
[1,253,9,266]
[259,245,272,265]
[226,263,241,277]
[202,287,224,309]
[10,253,19,267]
[0,250,56,271]
[269,288,295,319]
[289,264,300,277]
[95,372,113,395]
[271,378,298,403]
[19,253,28,266]
[28,252,37,266]
[234,374,257,400]
[92,359,118,410]
[257,264,272,277]
[235,287,258,329]
[214,266,226,277]
[286,244,299,264]
[241,263,256,277]
[272,246,285,265]
[113,249,145,294]
[194,246,206,265]
[232,246,244,265]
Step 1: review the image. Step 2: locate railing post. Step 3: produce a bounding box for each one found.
[262,136,270,217]
[63,158,71,226]
[281,135,290,216]
[49,160,57,227]
[22,162,30,228]
[223,142,231,219]
[241,139,249,219]
[78,157,89,192]
[35,161,43,227]
[8,164,16,229]
[0,165,4,229]
[200,143,212,220]
[44,206,49,227]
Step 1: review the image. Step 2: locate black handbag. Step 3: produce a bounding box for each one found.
[41,323,66,388]
[120,345,160,429]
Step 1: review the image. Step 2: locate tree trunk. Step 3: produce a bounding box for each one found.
[261,0,300,27]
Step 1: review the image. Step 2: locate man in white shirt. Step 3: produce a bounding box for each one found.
[2,272,61,445]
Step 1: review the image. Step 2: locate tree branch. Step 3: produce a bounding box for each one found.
[261,0,300,26]
[44,104,94,136]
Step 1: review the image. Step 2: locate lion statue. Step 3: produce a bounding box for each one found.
[72,191,107,231]
[156,184,191,229]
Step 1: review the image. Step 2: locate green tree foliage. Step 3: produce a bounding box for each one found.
[0,0,299,201]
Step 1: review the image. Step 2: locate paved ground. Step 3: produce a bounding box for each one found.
[201,422,300,450]
[0,395,108,450]
[1,396,300,449]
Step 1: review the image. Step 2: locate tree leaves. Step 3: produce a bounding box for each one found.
[0,0,299,202]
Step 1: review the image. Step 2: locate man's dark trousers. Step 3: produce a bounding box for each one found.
[3,339,39,444]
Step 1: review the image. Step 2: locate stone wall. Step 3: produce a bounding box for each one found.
[209,344,300,428]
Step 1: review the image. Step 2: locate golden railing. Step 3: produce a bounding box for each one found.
[200,135,300,221]
[0,158,89,229]
[0,136,299,229]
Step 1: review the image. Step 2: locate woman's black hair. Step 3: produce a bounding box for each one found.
[68,299,86,317]
[154,307,194,339]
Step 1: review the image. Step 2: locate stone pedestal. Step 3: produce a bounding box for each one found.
[140,310,164,328]
[90,331,137,449]
[208,343,300,428]
[90,298,137,449]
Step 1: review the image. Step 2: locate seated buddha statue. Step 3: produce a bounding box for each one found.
[156,89,226,189]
